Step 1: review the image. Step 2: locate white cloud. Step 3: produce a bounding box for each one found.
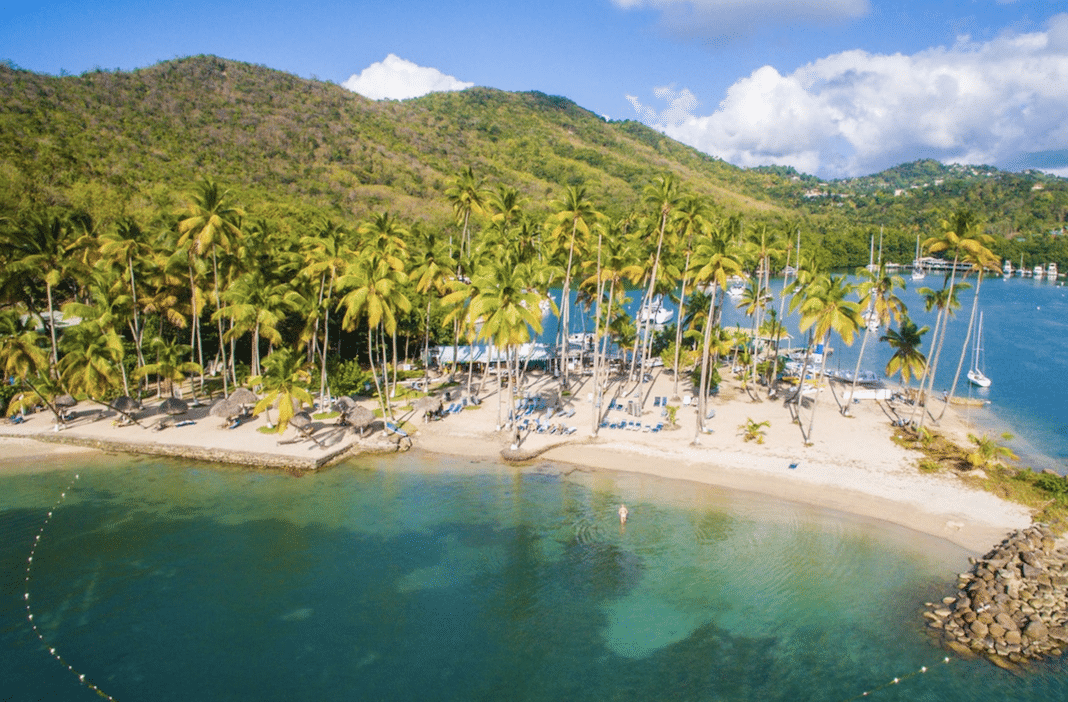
[628,13,1068,177]
[342,54,473,101]
[612,0,869,39]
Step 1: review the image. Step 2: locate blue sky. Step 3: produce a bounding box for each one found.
[4,0,1067,179]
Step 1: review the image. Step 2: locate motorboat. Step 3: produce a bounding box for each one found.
[1033,265,1045,279]
[967,311,992,388]
[637,297,673,325]
[1048,262,1059,279]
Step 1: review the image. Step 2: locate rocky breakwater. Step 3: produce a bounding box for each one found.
[925,525,1068,667]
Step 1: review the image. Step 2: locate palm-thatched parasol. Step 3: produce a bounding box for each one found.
[55,394,77,408]
[289,411,312,430]
[334,396,358,412]
[346,405,375,437]
[228,387,258,406]
[209,398,242,419]
[159,396,189,416]
[414,395,441,422]
[110,396,140,413]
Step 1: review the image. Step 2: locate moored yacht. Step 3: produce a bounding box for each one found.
[637,297,673,325]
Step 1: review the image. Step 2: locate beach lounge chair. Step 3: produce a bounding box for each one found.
[682,395,692,406]
[175,420,195,428]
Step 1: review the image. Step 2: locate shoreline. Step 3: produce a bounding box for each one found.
[0,371,1036,554]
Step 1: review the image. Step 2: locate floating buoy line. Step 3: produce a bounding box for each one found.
[838,656,952,702]
[24,473,117,701]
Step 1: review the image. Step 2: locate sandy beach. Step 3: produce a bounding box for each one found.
[0,370,1033,553]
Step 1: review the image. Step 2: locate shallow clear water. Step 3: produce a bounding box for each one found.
[3,453,1067,701]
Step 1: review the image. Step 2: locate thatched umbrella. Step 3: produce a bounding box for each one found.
[334,396,357,412]
[289,411,312,431]
[110,395,139,413]
[229,387,258,406]
[209,398,242,420]
[346,405,375,437]
[55,394,77,408]
[414,395,442,422]
[159,397,189,416]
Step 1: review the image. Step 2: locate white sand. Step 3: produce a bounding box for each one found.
[413,369,1032,553]
[0,371,1033,553]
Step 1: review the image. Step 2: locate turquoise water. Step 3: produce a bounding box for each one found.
[3,453,1068,701]
[543,275,1068,472]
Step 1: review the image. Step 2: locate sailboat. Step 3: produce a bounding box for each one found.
[911,235,925,281]
[967,311,992,388]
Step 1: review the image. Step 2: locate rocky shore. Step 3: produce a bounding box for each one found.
[925,525,1068,667]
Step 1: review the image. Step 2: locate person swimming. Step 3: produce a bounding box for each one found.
[618,504,628,524]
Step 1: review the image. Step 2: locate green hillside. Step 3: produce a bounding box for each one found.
[1,55,1066,269]
[0,55,784,226]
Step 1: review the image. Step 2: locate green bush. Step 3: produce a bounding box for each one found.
[1035,472,1068,496]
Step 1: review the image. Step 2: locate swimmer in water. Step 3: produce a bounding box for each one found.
[618,504,628,524]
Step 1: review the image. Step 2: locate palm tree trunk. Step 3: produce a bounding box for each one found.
[368,327,388,421]
[320,279,332,406]
[211,247,229,397]
[918,257,960,429]
[560,223,579,390]
[792,330,815,433]
[844,325,872,415]
[694,282,719,443]
[45,281,59,375]
[672,257,691,399]
[803,334,831,443]
[592,231,604,436]
[636,217,668,389]
[939,271,984,420]
[908,303,944,425]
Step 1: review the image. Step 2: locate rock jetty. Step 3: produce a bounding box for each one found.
[925,525,1068,667]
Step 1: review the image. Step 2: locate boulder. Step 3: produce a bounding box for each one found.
[1024,619,1049,642]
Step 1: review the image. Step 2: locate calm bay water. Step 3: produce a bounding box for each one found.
[3,453,1068,701]
[543,274,1068,473]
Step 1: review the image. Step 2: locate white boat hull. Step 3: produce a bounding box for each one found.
[967,369,991,388]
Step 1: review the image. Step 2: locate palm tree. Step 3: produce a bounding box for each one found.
[881,317,929,387]
[0,312,66,422]
[98,218,156,379]
[444,166,487,260]
[966,432,1019,470]
[843,262,907,415]
[249,347,314,434]
[300,219,353,405]
[56,319,125,404]
[795,275,862,443]
[358,212,410,399]
[217,269,302,379]
[546,184,600,390]
[5,215,79,372]
[917,210,984,428]
[409,227,455,393]
[636,174,681,391]
[688,224,742,442]
[338,248,411,421]
[912,281,969,426]
[178,179,245,395]
[135,337,202,398]
[741,225,784,399]
[938,236,999,418]
[669,194,711,399]
[470,259,544,449]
